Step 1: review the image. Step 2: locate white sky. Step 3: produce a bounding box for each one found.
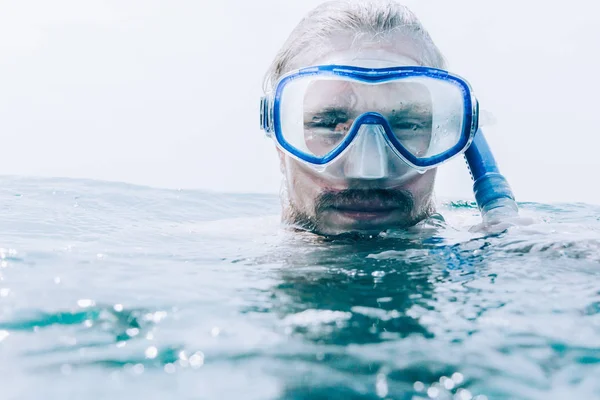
[1,0,599,203]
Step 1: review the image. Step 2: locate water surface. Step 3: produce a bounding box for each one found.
[1,176,599,400]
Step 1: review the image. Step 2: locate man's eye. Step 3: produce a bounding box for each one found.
[308,119,345,129]
[394,123,420,131]
[306,111,350,129]
[307,121,338,129]
[392,121,428,131]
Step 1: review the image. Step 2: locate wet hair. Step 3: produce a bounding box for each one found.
[263,0,446,92]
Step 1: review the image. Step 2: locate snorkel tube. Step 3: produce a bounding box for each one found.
[464,129,519,224]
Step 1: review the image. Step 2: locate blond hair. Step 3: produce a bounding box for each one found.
[263,0,446,92]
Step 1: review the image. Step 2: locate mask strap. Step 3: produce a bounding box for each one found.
[464,129,519,223]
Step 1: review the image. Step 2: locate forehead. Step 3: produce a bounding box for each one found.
[289,32,424,70]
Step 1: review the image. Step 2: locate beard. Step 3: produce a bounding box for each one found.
[283,187,434,236]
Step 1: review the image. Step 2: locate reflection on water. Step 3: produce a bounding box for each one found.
[0,177,599,399]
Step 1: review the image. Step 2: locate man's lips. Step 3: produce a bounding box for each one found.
[330,203,400,221]
[331,200,399,212]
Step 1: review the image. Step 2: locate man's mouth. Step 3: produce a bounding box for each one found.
[315,188,414,225]
[331,203,400,221]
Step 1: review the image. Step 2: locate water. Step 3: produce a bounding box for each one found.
[0,176,599,400]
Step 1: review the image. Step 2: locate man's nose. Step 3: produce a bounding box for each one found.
[343,124,389,180]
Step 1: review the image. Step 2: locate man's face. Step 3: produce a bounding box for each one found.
[281,152,436,235]
[279,45,438,235]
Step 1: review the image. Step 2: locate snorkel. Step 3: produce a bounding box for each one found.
[464,129,519,224]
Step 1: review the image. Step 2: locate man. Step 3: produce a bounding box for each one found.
[260,0,499,235]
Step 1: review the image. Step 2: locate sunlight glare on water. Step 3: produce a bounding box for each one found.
[0,177,599,399]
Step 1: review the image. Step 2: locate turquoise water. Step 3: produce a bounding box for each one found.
[1,176,599,400]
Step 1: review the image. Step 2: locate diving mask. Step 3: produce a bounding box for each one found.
[261,64,478,184]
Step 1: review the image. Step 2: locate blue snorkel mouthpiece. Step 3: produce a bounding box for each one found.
[464,129,519,222]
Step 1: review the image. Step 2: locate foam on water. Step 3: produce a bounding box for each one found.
[1,176,599,399]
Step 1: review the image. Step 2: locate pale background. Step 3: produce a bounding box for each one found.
[1,0,598,203]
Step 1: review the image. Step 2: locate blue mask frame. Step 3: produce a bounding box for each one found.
[260,64,518,220]
[261,65,478,169]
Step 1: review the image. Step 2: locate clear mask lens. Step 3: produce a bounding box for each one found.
[278,75,467,164]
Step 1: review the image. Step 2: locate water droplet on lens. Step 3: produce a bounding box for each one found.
[441,376,455,390]
[126,328,140,337]
[456,389,473,400]
[451,372,464,384]
[427,386,439,398]
[189,351,205,369]
[145,346,158,359]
